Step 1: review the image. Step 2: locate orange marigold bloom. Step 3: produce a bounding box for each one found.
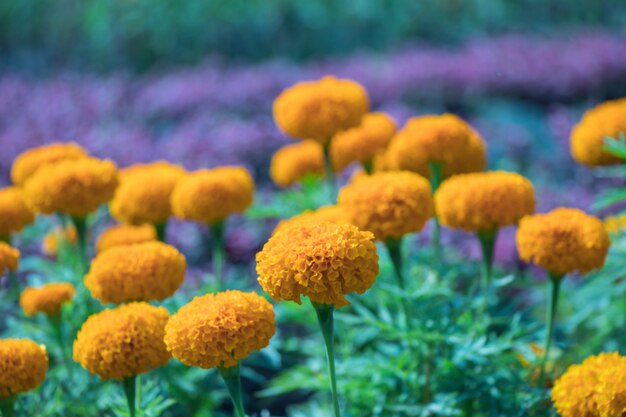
[0,242,19,274]
[256,222,379,308]
[0,339,48,398]
[73,303,170,380]
[95,224,156,254]
[338,171,434,241]
[435,171,535,232]
[41,225,77,257]
[604,214,626,234]
[273,76,370,143]
[110,161,186,225]
[270,141,325,187]
[273,205,353,235]
[0,187,35,239]
[595,358,626,417]
[516,208,610,276]
[20,282,75,317]
[22,157,119,217]
[11,142,88,186]
[571,98,626,166]
[85,241,186,304]
[164,290,275,369]
[171,166,254,224]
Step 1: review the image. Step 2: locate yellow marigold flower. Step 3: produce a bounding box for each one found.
[338,171,434,241]
[85,241,186,304]
[22,157,119,217]
[73,302,170,380]
[95,224,156,254]
[571,98,626,166]
[435,171,535,232]
[273,205,353,235]
[0,187,35,239]
[0,242,19,274]
[270,141,325,187]
[595,358,626,417]
[19,282,75,317]
[603,214,626,234]
[110,161,186,225]
[171,166,254,224]
[164,290,275,369]
[516,208,610,276]
[41,225,77,257]
[11,142,88,186]
[330,112,397,172]
[256,222,379,308]
[0,339,48,398]
[273,76,370,143]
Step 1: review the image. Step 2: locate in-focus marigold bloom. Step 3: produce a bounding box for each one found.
[11,142,88,186]
[270,141,325,187]
[595,358,626,417]
[0,242,19,275]
[274,205,353,235]
[0,339,48,398]
[95,224,157,254]
[85,241,186,304]
[571,98,626,166]
[330,112,397,172]
[20,282,75,317]
[42,225,77,257]
[517,208,610,276]
[73,303,170,380]
[256,222,379,308]
[22,157,119,217]
[338,172,434,241]
[435,171,535,232]
[273,76,370,143]
[604,214,626,234]
[165,290,275,369]
[171,166,254,224]
[0,187,35,239]
[110,161,186,225]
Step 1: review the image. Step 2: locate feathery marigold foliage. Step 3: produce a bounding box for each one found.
[85,241,186,304]
[516,208,610,276]
[164,290,275,369]
[0,339,48,398]
[22,157,119,217]
[273,205,353,235]
[570,98,626,166]
[73,303,170,380]
[110,161,186,225]
[0,187,35,239]
[435,171,535,232]
[95,224,156,254]
[338,171,434,241]
[11,142,88,186]
[256,221,379,308]
[270,140,325,187]
[20,282,75,317]
[273,76,369,143]
[0,242,19,274]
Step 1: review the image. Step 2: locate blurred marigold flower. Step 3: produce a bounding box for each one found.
[42,225,77,257]
[95,224,156,254]
[604,214,626,234]
[73,302,170,380]
[273,76,369,143]
[164,290,275,369]
[85,241,186,304]
[11,142,88,186]
[256,221,379,308]
[270,141,324,187]
[273,205,353,235]
[516,208,610,276]
[20,282,75,317]
[0,187,35,240]
[0,339,48,398]
[0,242,19,274]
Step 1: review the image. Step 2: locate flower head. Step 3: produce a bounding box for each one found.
[435,171,535,232]
[85,241,186,304]
[270,141,325,187]
[0,339,48,398]
[0,187,35,239]
[274,205,353,235]
[595,358,626,417]
[604,214,626,234]
[11,142,88,186]
[42,225,77,257]
[164,290,275,369]
[73,302,170,380]
[338,172,434,241]
[256,222,379,308]
[95,224,157,254]
[0,242,19,275]
[516,208,610,276]
[273,76,370,143]
[20,282,75,317]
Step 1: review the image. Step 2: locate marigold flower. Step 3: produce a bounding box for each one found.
[595,358,626,417]
[0,187,35,239]
[571,98,626,166]
[171,166,254,224]
[20,282,75,317]
[11,142,88,186]
[0,339,48,398]
[73,302,170,380]
[435,171,535,232]
[274,205,353,235]
[41,225,77,257]
[85,241,186,304]
[270,141,325,187]
[256,222,379,308]
[273,76,370,143]
[22,157,119,217]
[95,224,157,254]
[165,290,275,369]
[516,208,610,276]
[110,161,186,225]
[338,172,434,241]
[604,214,626,234]
[0,242,19,275]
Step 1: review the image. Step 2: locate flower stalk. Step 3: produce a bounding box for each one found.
[47,312,72,378]
[218,362,246,417]
[122,376,137,417]
[312,302,341,417]
[323,142,336,202]
[70,215,88,274]
[210,220,225,283]
[540,272,563,382]
[429,162,444,255]
[155,223,167,242]
[477,228,498,298]
[0,396,16,417]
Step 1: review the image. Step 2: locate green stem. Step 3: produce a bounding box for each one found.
[384,237,405,289]
[362,159,374,175]
[312,302,341,417]
[123,376,137,417]
[429,162,444,257]
[70,216,88,274]
[47,312,72,378]
[218,363,246,417]
[7,270,19,300]
[540,273,563,383]
[477,228,498,299]
[0,396,16,417]
[155,223,167,242]
[210,221,225,283]
[323,142,337,203]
